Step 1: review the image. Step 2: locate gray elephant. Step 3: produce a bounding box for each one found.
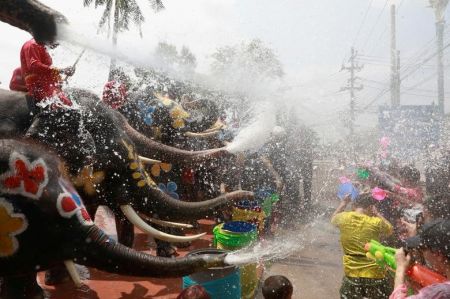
[0,139,227,299]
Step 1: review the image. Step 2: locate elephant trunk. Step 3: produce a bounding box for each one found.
[77,225,225,278]
[0,0,66,44]
[141,188,254,221]
[116,112,229,164]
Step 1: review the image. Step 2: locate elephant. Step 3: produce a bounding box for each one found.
[0,139,227,299]
[0,0,65,44]
[0,88,253,245]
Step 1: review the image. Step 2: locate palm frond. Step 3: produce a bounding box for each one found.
[83,0,94,7]
[98,2,112,31]
[149,0,165,12]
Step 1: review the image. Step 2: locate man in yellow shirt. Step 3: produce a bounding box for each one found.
[331,193,394,299]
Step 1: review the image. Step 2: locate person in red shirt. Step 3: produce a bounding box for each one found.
[9,67,28,92]
[20,38,74,107]
[102,80,128,109]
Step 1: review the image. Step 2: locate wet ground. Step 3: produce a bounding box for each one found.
[260,218,343,298]
[38,203,344,299]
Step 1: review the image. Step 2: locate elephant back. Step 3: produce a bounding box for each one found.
[0,89,32,137]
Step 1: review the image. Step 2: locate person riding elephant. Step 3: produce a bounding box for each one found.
[0,139,229,299]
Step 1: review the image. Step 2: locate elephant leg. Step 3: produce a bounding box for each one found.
[154,224,179,257]
[156,238,178,258]
[171,227,191,249]
[115,215,135,248]
[0,273,44,299]
[44,264,71,285]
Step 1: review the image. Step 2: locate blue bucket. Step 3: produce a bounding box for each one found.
[182,249,241,299]
[223,221,256,233]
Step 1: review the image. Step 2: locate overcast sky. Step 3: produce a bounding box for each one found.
[1,0,449,141]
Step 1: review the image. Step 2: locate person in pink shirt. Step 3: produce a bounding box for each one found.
[390,219,450,299]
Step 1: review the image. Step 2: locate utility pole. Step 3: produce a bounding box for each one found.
[391,4,401,107]
[429,0,449,115]
[341,48,364,136]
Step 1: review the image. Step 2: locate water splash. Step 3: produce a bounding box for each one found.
[226,101,276,154]
[224,213,326,266]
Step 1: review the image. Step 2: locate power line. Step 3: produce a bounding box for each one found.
[352,0,375,47]
[360,0,389,52]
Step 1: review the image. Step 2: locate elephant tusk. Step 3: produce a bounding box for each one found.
[138,156,161,164]
[120,205,206,242]
[184,130,221,138]
[138,213,194,229]
[64,260,82,288]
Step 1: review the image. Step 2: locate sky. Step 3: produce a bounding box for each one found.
[1,0,449,141]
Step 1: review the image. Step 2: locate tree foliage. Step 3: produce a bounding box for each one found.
[210,39,284,81]
[83,0,163,37]
[154,42,197,76]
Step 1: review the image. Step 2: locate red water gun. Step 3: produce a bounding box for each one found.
[406,263,447,287]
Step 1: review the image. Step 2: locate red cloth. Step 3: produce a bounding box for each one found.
[102,80,127,109]
[20,38,71,106]
[9,67,28,92]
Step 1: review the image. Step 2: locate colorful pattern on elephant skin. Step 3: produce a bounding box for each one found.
[151,162,172,177]
[121,140,157,188]
[72,165,105,196]
[0,198,28,257]
[170,105,190,129]
[0,152,49,200]
[57,178,93,226]
[158,182,179,200]
[137,100,156,125]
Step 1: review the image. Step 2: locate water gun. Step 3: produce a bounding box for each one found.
[364,240,397,270]
[406,264,447,287]
[361,167,419,199]
[365,240,447,287]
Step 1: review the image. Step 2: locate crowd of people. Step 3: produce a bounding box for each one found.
[331,155,450,298]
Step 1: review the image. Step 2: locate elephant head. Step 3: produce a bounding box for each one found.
[0,139,226,280]
[0,0,66,44]
[115,88,225,146]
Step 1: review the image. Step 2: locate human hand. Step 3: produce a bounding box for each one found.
[61,66,75,76]
[395,248,411,272]
[343,194,351,205]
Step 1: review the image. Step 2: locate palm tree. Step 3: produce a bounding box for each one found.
[83,0,164,79]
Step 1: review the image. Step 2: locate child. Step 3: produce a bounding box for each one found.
[390,219,450,298]
[262,275,293,299]
[331,193,394,299]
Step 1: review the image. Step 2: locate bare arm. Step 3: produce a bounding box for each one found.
[394,248,410,289]
[331,196,351,221]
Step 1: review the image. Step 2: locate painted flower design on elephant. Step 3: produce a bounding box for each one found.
[57,178,93,226]
[158,181,179,200]
[170,105,190,129]
[151,162,172,177]
[137,100,156,125]
[0,152,49,200]
[0,198,28,257]
[72,165,105,196]
[121,140,157,188]
[154,93,174,106]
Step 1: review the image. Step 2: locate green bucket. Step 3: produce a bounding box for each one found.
[213,221,258,299]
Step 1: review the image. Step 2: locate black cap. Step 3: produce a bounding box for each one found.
[405,219,450,259]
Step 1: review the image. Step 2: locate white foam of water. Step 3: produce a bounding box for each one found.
[224,215,325,266]
[226,101,276,154]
